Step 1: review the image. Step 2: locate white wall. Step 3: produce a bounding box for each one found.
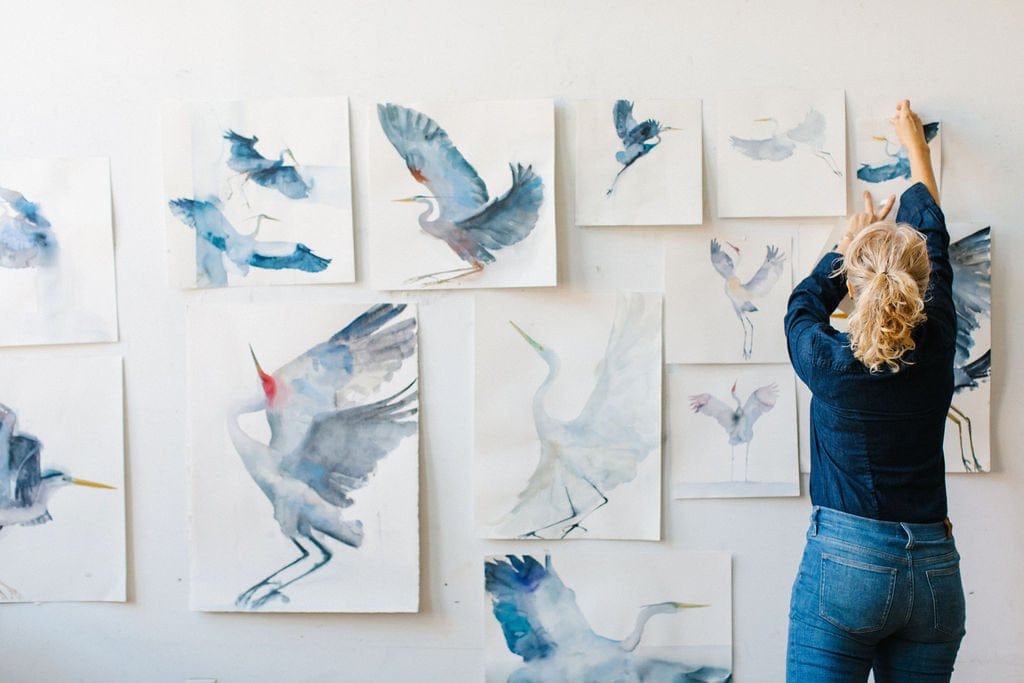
[1,1,1022,680]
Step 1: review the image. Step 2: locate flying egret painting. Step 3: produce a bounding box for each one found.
[665,229,794,364]
[475,292,661,540]
[670,364,798,499]
[0,356,125,602]
[0,157,118,348]
[163,97,354,288]
[575,98,702,226]
[370,99,556,290]
[187,302,420,612]
[484,551,733,682]
[855,119,941,193]
[717,89,846,217]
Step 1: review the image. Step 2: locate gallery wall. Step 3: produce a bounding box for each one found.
[1,0,1022,680]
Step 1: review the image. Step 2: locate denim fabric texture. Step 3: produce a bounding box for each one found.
[785,182,956,523]
[787,507,965,682]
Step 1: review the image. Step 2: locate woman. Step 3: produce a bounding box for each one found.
[784,100,965,681]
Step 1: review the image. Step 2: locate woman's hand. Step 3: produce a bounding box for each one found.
[892,99,927,153]
[836,191,895,255]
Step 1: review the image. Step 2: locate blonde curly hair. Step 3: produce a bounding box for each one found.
[836,222,930,373]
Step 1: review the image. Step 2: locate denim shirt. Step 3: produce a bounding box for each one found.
[785,183,956,523]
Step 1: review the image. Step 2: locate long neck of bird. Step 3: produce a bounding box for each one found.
[416,198,438,226]
[532,355,561,431]
[227,398,278,486]
[619,604,675,652]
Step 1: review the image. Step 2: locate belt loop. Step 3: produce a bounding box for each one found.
[810,506,819,537]
[900,522,915,550]
[944,517,953,539]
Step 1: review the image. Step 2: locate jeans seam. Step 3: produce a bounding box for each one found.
[814,536,909,564]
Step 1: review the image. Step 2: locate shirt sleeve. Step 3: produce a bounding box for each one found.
[895,182,955,342]
[785,252,846,387]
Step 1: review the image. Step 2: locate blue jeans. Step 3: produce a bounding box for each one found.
[787,506,965,682]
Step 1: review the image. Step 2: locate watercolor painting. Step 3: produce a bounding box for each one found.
[0,356,125,603]
[670,364,798,498]
[944,225,992,473]
[717,89,846,217]
[187,303,419,612]
[475,292,661,540]
[665,228,794,364]
[0,158,118,347]
[575,98,702,226]
[370,99,556,289]
[484,551,732,682]
[855,118,941,195]
[163,97,354,288]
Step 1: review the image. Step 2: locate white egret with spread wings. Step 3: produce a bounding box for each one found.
[690,381,778,480]
[710,239,787,360]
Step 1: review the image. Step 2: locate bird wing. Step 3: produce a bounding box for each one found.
[743,383,779,425]
[729,135,795,161]
[377,103,489,222]
[948,226,991,367]
[247,241,330,273]
[484,555,594,662]
[613,100,639,143]
[249,165,311,199]
[923,121,941,144]
[856,160,908,183]
[167,198,244,252]
[709,239,735,279]
[279,381,417,508]
[9,435,42,507]
[223,130,272,173]
[455,163,543,252]
[742,244,786,297]
[784,108,826,145]
[689,394,736,432]
[0,187,49,228]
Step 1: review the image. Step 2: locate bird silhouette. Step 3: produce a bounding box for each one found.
[606,100,679,195]
[0,186,57,269]
[710,239,786,360]
[168,197,330,287]
[0,402,114,531]
[377,103,544,285]
[228,304,418,609]
[223,130,311,201]
[730,109,843,176]
[690,381,778,480]
[485,554,731,683]
[946,226,991,472]
[496,294,660,539]
[857,122,940,184]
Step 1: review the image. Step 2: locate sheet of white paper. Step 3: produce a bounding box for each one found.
[717,89,847,217]
[163,97,354,288]
[369,99,557,290]
[484,550,732,682]
[475,291,661,540]
[665,227,794,364]
[669,363,799,499]
[186,302,419,612]
[0,355,125,602]
[575,98,703,226]
[0,157,118,347]
[854,117,942,200]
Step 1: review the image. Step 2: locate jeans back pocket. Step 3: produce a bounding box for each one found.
[927,565,966,637]
[819,553,897,634]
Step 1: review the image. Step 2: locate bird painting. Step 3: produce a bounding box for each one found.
[857,122,940,184]
[0,402,114,531]
[377,103,544,285]
[0,186,57,269]
[223,130,312,201]
[710,239,787,360]
[485,554,732,683]
[495,294,660,539]
[606,100,678,196]
[690,381,778,481]
[227,303,418,609]
[946,226,992,472]
[730,108,843,176]
[168,197,330,287]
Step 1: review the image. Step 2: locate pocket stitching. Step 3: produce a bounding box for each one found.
[926,567,965,636]
[819,554,897,634]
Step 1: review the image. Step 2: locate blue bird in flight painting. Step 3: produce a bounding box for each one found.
[485,554,732,683]
[606,100,679,196]
[228,304,417,609]
[0,187,57,269]
[378,103,544,285]
[224,130,312,201]
[730,109,843,176]
[857,122,940,184]
[168,197,330,287]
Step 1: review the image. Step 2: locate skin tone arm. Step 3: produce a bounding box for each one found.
[893,99,940,205]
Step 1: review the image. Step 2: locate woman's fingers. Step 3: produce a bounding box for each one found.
[877,194,896,220]
[863,191,875,215]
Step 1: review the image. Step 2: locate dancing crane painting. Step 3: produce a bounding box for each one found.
[857,122,940,184]
[0,186,57,269]
[690,381,778,481]
[484,554,732,683]
[606,100,678,195]
[223,130,311,201]
[226,303,418,609]
[710,239,787,360]
[377,103,544,285]
[730,108,843,176]
[491,293,660,540]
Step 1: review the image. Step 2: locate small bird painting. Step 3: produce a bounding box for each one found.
[223,130,312,201]
[710,239,787,360]
[606,100,678,196]
[0,187,57,269]
[857,122,940,184]
[730,109,843,176]
[690,381,778,480]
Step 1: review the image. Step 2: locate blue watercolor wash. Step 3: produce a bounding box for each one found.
[224,130,312,200]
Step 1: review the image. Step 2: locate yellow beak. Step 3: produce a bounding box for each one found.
[672,602,709,609]
[71,477,116,490]
[509,321,544,352]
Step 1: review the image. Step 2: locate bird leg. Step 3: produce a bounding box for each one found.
[744,443,751,481]
[814,150,844,177]
[224,172,253,208]
[947,405,982,472]
[0,578,21,601]
[236,538,310,608]
[739,314,753,360]
[519,485,584,539]
[404,261,485,286]
[606,160,638,196]
[560,478,609,539]
[250,534,333,609]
